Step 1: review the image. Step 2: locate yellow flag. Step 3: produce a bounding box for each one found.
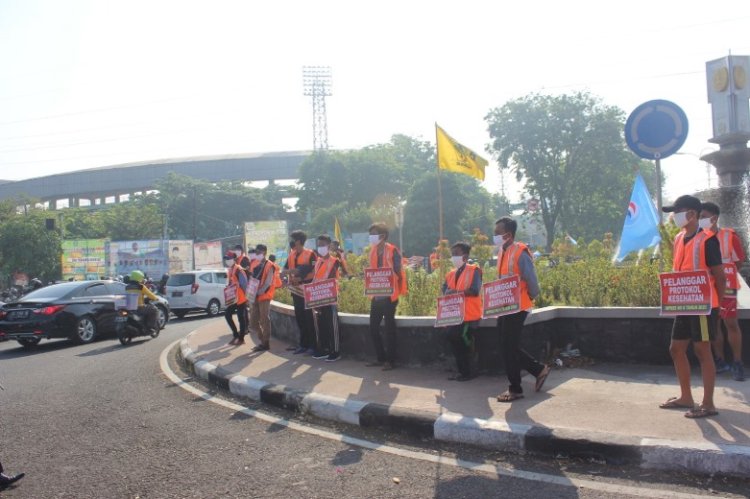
[436,124,488,181]
[334,217,343,245]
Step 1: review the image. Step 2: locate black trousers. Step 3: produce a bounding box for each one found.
[137,304,158,331]
[313,305,340,355]
[292,292,316,349]
[498,311,544,394]
[369,298,398,363]
[225,302,248,338]
[447,323,475,377]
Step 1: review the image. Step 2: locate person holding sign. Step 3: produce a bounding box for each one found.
[310,235,343,362]
[282,231,317,355]
[660,195,725,418]
[494,217,549,403]
[224,251,249,345]
[442,242,483,381]
[366,222,407,371]
[700,202,746,381]
[248,244,278,353]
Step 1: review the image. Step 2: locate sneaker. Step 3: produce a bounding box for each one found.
[325,353,341,362]
[0,471,25,489]
[312,351,329,360]
[715,358,731,374]
[732,362,745,382]
[292,346,307,355]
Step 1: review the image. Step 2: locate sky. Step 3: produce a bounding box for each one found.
[1,0,749,205]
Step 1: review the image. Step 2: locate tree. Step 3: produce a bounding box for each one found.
[486,92,653,249]
[0,212,62,283]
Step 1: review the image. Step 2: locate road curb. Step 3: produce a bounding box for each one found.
[177,336,750,478]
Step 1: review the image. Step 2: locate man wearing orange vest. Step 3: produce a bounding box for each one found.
[699,202,745,381]
[494,217,549,402]
[442,242,483,381]
[281,230,317,355]
[224,251,249,345]
[660,195,726,418]
[248,244,278,352]
[366,222,407,371]
[311,235,343,362]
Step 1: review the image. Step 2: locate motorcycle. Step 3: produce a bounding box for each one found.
[115,300,160,345]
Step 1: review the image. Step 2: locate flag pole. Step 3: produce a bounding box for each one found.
[435,123,444,240]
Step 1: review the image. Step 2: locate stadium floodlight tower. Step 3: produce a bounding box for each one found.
[302,66,332,152]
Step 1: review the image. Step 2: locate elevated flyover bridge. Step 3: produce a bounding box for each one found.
[0,151,311,208]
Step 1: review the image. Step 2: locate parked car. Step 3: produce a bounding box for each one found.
[0,280,170,348]
[165,270,228,318]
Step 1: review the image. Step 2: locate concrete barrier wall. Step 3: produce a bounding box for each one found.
[269,302,750,368]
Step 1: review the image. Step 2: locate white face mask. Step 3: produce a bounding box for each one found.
[451,256,465,268]
[369,234,381,245]
[493,234,503,246]
[698,217,713,230]
[233,250,241,257]
[673,211,689,228]
[317,246,329,256]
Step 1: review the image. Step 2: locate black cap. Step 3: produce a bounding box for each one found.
[662,194,701,213]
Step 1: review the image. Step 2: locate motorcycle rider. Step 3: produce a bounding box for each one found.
[126,270,159,334]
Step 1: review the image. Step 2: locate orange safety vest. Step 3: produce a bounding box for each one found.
[255,260,277,302]
[287,248,315,282]
[229,263,247,305]
[445,263,482,322]
[271,261,283,289]
[497,241,534,311]
[313,256,339,281]
[369,242,408,302]
[716,228,741,292]
[672,230,719,307]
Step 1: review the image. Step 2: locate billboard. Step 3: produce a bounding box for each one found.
[108,240,168,279]
[244,220,289,265]
[168,240,194,273]
[62,239,108,281]
[194,240,223,270]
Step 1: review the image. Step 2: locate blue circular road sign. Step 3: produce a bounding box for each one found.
[625,100,689,160]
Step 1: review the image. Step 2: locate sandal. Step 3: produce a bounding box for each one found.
[684,405,718,419]
[659,397,694,410]
[497,391,524,403]
[535,365,551,392]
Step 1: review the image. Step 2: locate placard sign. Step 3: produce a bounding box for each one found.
[483,275,521,318]
[245,277,260,304]
[364,268,394,296]
[304,278,338,309]
[724,263,739,296]
[435,293,465,327]
[659,270,712,315]
[224,284,238,307]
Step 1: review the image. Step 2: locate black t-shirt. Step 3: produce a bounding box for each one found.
[683,230,722,267]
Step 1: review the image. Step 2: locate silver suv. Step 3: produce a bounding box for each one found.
[165,270,228,318]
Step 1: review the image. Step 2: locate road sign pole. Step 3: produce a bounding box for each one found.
[655,157,663,225]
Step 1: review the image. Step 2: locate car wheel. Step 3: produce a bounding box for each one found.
[71,315,97,344]
[156,305,168,330]
[174,310,188,319]
[18,338,41,348]
[206,299,220,317]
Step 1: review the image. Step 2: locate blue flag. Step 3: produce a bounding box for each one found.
[614,174,661,262]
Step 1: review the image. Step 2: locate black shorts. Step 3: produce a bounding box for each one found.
[671,308,719,342]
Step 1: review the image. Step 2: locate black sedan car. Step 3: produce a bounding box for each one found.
[0,280,170,348]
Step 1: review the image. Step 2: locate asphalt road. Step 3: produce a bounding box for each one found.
[0,314,745,498]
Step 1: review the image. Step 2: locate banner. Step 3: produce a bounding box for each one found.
[224,284,237,307]
[245,277,260,304]
[436,124,488,181]
[364,268,394,296]
[168,240,194,273]
[614,174,661,262]
[435,293,465,327]
[304,278,338,309]
[62,239,107,281]
[194,241,223,269]
[108,240,168,279]
[482,275,521,318]
[659,270,712,316]
[244,220,289,266]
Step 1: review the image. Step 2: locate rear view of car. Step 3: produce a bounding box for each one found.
[166,271,226,318]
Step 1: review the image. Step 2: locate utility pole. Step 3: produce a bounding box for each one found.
[302,66,332,151]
